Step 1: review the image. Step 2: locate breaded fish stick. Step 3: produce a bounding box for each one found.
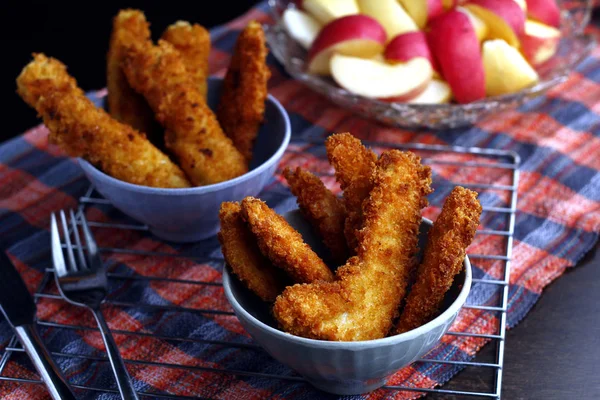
[240,197,334,284]
[217,21,270,163]
[161,21,211,98]
[106,9,156,136]
[396,186,482,334]
[122,40,247,185]
[17,54,191,188]
[283,167,348,265]
[218,202,286,302]
[325,133,377,253]
[273,151,432,341]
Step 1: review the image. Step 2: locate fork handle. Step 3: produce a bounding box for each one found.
[15,325,76,400]
[92,309,140,400]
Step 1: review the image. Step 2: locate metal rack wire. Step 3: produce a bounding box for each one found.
[0,139,520,399]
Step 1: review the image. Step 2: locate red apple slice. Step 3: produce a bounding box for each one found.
[428,10,485,104]
[408,79,452,104]
[283,8,322,50]
[456,6,488,42]
[521,20,560,65]
[398,0,444,28]
[483,39,539,96]
[526,0,560,27]
[384,31,439,75]
[303,0,359,24]
[330,54,432,100]
[465,0,526,47]
[357,0,418,39]
[307,15,387,75]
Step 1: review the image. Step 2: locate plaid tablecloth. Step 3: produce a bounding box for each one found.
[2,3,600,399]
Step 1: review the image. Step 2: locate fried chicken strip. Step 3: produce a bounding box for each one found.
[283,167,348,265]
[396,186,482,334]
[218,202,287,302]
[273,150,432,341]
[106,10,157,136]
[161,21,211,98]
[17,54,191,188]
[240,197,334,283]
[325,133,377,254]
[122,40,247,185]
[217,21,270,163]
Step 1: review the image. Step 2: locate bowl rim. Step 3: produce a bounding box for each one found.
[79,92,291,196]
[223,216,473,348]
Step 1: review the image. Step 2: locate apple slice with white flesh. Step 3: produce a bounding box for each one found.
[384,31,440,77]
[526,0,560,27]
[357,0,418,39]
[397,0,444,28]
[483,39,539,96]
[303,0,359,24]
[521,20,560,65]
[283,8,322,50]
[408,79,452,104]
[456,6,488,42]
[428,10,486,104]
[307,15,387,75]
[465,0,526,47]
[330,54,432,101]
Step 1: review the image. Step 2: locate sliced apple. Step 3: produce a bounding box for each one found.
[384,31,440,77]
[303,0,359,24]
[330,54,432,101]
[283,8,322,50]
[398,0,444,28]
[483,39,539,96]
[456,6,488,42]
[514,0,527,11]
[521,20,560,65]
[526,0,560,28]
[408,79,452,104]
[427,10,485,104]
[465,0,526,47]
[307,15,386,75]
[357,0,418,39]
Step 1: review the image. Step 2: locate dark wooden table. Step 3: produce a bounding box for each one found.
[441,244,600,399]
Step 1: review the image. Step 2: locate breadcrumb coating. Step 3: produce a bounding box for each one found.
[217,21,270,163]
[283,167,349,265]
[218,202,287,302]
[273,150,432,341]
[161,21,211,98]
[396,186,482,334]
[240,197,334,284]
[16,53,190,188]
[122,39,247,185]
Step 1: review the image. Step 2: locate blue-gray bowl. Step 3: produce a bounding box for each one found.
[223,211,472,395]
[79,78,291,242]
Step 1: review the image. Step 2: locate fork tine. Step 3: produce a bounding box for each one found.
[59,209,78,273]
[50,213,68,278]
[69,209,88,270]
[79,209,98,258]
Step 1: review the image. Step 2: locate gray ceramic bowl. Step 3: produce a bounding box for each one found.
[79,78,291,243]
[223,210,472,395]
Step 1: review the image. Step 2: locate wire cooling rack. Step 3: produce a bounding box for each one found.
[0,139,520,399]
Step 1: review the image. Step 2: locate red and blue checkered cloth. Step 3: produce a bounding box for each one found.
[2,3,600,399]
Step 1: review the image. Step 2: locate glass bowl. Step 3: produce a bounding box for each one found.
[265,0,595,129]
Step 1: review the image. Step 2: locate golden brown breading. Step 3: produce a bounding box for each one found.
[217,21,270,163]
[240,197,334,284]
[396,186,482,334]
[325,133,377,253]
[283,167,348,265]
[218,202,287,302]
[106,10,157,137]
[16,54,191,188]
[273,150,432,341]
[161,21,211,98]
[122,40,247,186]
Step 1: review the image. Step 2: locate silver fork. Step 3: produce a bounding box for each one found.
[50,209,139,400]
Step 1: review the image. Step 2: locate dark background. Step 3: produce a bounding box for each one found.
[0,1,258,142]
